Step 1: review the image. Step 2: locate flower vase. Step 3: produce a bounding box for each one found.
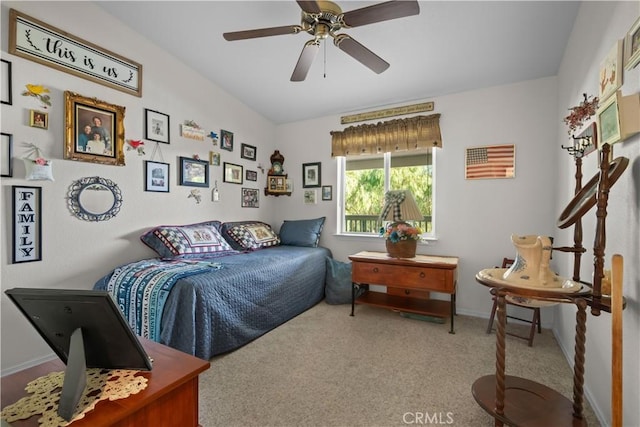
[386,239,417,258]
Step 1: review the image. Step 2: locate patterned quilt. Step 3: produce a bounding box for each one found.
[95,245,331,360]
[105,259,221,341]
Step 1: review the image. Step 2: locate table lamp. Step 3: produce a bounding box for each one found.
[379,190,423,258]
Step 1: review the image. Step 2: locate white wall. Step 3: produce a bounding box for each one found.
[276,76,561,322]
[0,1,278,371]
[1,2,638,426]
[555,2,640,426]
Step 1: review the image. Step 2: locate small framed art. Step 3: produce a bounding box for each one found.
[144,160,170,192]
[322,185,332,201]
[598,40,623,101]
[303,189,317,204]
[209,151,220,166]
[12,185,42,263]
[302,162,321,188]
[29,110,48,129]
[221,129,234,152]
[241,188,259,208]
[624,16,640,70]
[267,175,287,192]
[241,143,256,161]
[223,162,243,184]
[144,109,170,144]
[596,91,621,146]
[246,169,258,181]
[1,59,12,105]
[1,133,13,177]
[179,156,209,187]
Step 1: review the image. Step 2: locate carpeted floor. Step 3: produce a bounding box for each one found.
[198,302,600,426]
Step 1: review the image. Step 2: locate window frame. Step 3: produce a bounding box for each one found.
[336,150,436,239]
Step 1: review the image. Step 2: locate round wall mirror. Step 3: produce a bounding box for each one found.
[68,176,123,221]
[557,156,628,229]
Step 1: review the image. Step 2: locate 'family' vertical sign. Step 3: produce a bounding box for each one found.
[12,186,42,263]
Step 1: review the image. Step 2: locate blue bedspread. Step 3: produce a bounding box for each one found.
[95,245,331,360]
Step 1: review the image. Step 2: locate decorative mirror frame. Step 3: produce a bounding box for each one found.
[67,176,123,221]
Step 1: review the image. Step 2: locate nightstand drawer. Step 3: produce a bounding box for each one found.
[352,262,451,292]
[387,287,430,300]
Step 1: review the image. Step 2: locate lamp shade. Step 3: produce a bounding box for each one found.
[379,190,423,222]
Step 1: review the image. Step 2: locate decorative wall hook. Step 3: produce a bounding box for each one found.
[561,135,592,158]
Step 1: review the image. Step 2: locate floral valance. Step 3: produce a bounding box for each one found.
[330,114,442,157]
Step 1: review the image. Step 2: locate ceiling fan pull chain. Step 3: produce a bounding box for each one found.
[324,40,327,78]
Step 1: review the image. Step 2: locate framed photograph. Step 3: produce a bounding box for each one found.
[267,175,287,192]
[29,110,48,129]
[223,162,243,184]
[624,16,640,70]
[209,151,220,166]
[1,133,13,177]
[596,91,621,146]
[12,185,42,263]
[64,91,125,166]
[179,156,209,187]
[144,109,170,144]
[302,162,321,188]
[575,122,597,157]
[465,144,515,180]
[303,189,317,204]
[144,160,170,192]
[246,169,258,181]
[322,185,333,201]
[1,59,12,105]
[221,129,234,152]
[241,188,259,208]
[599,39,623,101]
[241,143,256,161]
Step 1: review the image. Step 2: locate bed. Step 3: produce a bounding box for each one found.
[94,218,330,360]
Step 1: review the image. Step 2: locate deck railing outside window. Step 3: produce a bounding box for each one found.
[345,215,432,234]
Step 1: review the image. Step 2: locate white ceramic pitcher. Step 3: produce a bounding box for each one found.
[503,234,556,287]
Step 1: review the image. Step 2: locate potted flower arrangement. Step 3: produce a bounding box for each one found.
[379,222,422,258]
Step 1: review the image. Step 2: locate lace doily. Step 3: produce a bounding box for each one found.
[1,368,148,426]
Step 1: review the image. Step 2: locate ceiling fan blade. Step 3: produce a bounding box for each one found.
[296,0,321,14]
[334,34,389,74]
[223,25,301,41]
[341,0,420,28]
[291,40,320,82]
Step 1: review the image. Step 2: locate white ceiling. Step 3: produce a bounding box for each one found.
[97,1,580,125]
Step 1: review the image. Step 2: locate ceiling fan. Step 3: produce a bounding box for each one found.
[223,0,420,82]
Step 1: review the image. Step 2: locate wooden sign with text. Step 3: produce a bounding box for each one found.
[9,9,142,97]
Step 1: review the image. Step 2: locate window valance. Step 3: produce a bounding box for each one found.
[330,113,442,157]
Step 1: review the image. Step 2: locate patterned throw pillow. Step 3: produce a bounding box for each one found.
[140,221,235,258]
[222,221,280,251]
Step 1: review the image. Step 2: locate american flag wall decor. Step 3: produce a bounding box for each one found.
[465,144,516,180]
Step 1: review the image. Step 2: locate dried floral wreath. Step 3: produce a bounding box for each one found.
[563,93,599,135]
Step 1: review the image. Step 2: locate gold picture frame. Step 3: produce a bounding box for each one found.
[64,91,125,166]
[29,110,48,129]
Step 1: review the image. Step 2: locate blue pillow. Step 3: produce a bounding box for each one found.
[278,217,326,247]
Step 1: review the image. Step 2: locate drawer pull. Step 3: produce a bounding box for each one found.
[419,272,426,278]
[405,290,411,295]
[373,267,379,273]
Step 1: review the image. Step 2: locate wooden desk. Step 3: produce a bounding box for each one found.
[349,251,458,333]
[1,339,210,426]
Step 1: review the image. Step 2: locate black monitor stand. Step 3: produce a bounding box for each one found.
[58,328,87,421]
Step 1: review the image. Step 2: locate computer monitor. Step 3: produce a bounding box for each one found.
[5,288,153,421]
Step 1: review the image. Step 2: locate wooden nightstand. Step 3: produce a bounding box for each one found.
[349,251,458,333]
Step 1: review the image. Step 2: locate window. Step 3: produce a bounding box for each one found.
[338,149,434,237]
